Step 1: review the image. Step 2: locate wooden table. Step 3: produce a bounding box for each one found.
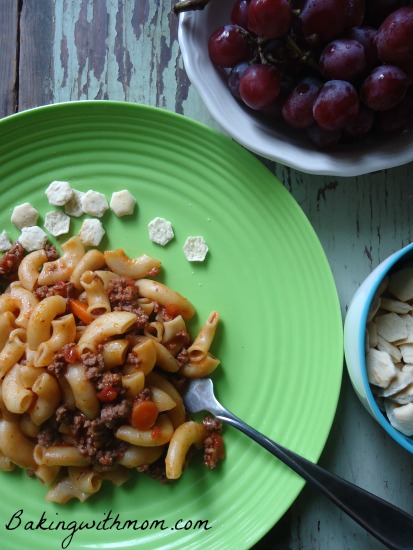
[1,1,413,548]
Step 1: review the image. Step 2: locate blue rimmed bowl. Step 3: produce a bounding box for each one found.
[344,243,413,453]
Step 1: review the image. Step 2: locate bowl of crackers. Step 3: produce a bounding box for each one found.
[344,243,413,453]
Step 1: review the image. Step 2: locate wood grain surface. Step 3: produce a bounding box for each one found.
[1,1,413,548]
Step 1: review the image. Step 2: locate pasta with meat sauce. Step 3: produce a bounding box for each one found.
[0,238,224,503]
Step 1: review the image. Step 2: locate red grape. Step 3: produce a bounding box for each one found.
[375,7,413,64]
[397,57,413,80]
[375,96,413,133]
[361,65,408,111]
[228,62,250,99]
[239,64,282,109]
[208,25,252,68]
[306,123,342,148]
[265,77,295,117]
[297,0,349,45]
[206,0,413,148]
[282,77,322,128]
[344,26,378,69]
[319,39,366,83]
[247,0,293,39]
[344,104,375,136]
[313,80,359,130]
[345,0,365,28]
[231,0,250,28]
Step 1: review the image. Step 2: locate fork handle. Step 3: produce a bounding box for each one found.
[218,411,413,550]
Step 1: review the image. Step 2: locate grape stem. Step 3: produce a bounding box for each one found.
[173,0,213,14]
[285,36,320,73]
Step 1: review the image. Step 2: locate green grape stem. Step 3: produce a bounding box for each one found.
[256,34,320,76]
[285,35,320,72]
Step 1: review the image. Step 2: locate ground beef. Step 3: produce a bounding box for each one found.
[81,350,106,383]
[107,276,149,329]
[81,351,127,403]
[44,243,59,261]
[100,399,131,429]
[0,242,24,280]
[35,281,75,300]
[53,280,76,298]
[35,286,53,300]
[177,329,190,343]
[55,404,72,425]
[115,303,148,328]
[203,417,222,432]
[81,350,105,369]
[125,352,141,368]
[70,413,86,438]
[156,305,174,322]
[76,409,130,466]
[163,329,191,356]
[51,399,132,467]
[137,458,168,482]
[107,276,138,305]
[47,351,69,376]
[135,388,152,402]
[176,348,189,367]
[94,444,129,469]
[47,343,78,376]
[37,423,62,448]
[83,419,111,450]
[203,417,225,469]
[96,372,123,393]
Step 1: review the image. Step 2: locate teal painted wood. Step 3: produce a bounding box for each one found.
[48,0,211,118]
[4,0,413,548]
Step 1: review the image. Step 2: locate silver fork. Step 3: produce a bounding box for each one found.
[183,377,413,550]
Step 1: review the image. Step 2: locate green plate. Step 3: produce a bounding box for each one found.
[0,101,343,550]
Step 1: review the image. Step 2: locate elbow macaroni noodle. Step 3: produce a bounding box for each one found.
[0,236,222,503]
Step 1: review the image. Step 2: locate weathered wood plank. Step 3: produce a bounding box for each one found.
[18,0,55,111]
[49,0,220,128]
[0,0,19,117]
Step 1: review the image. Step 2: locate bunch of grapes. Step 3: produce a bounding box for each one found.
[208,0,413,148]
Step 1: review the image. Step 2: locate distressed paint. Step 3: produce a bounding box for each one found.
[2,1,413,548]
[51,0,220,125]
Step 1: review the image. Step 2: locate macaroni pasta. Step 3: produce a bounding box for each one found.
[0,237,224,502]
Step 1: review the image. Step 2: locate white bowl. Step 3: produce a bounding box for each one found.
[177,0,413,176]
[344,243,413,454]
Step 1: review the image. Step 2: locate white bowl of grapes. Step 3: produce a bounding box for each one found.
[176,0,413,176]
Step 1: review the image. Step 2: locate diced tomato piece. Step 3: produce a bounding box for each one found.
[63,343,80,364]
[210,433,225,460]
[164,303,180,318]
[97,386,119,402]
